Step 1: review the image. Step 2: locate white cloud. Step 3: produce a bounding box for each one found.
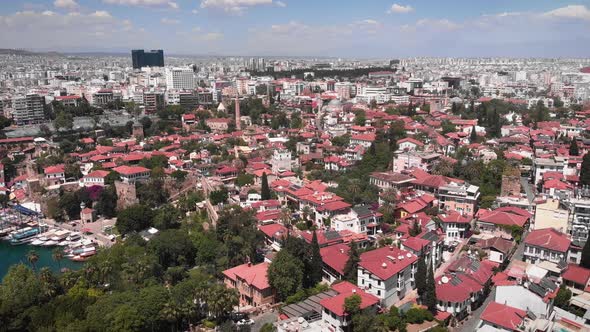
[200,0,275,14]
[199,32,224,41]
[192,26,201,32]
[416,18,461,30]
[275,1,286,7]
[0,10,145,50]
[542,5,590,21]
[191,9,199,14]
[388,4,413,14]
[103,0,179,9]
[53,0,79,10]
[161,17,180,24]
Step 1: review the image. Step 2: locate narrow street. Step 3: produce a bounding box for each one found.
[456,288,496,332]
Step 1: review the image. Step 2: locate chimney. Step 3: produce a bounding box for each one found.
[352,289,356,293]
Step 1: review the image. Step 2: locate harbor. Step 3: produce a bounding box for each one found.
[0,204,115,279]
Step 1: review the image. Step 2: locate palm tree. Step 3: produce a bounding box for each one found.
[348,179,362,202]
[27,250,39,273]
[39,267,59,298]
[52,248,64,271]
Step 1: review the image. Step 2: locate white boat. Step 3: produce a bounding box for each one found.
[58,241,69,246]
[42,240,58,247]
[31,239,45,246]
[66,233,81,242]
[50,230,70,242]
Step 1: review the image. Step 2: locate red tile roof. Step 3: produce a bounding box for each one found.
[436,273,483,303]
[320,243,350,275]
[85,170,110,178]
[524,228,571,253]
[44,164,65,174]
[320,281,379,317]
[359,246,417,281]
[562,264,590,286]
[477,210,529,227]
[258,223,288,240]
[480,302,526,331]
[402,237,431,252]
[222,262,271,290]
[439,211,472,224]
[112,165,150,176]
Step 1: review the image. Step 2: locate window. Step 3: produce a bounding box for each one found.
[377,290,381,296]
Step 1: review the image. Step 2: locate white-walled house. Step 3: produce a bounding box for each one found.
[357,246,417,307]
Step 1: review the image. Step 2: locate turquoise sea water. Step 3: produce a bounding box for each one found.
[0,240,82,280]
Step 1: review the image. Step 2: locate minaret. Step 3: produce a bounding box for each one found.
[235,94,241,130]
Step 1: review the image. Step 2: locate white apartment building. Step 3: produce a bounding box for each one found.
[165,67,196,90]
[357,246,417,307]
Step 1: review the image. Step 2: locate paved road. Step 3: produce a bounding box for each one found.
[512,231,528,261]
[456,287,496,332]
[520,177,535,204]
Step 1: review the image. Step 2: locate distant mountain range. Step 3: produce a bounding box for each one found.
[0,49,61,56]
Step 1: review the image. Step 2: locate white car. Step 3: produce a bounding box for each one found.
[237,319,254,326]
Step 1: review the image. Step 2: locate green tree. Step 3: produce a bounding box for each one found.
[209,188,229,205]
[54,111,74,131]
[0,264,43,330]
[570,140,580,156]
[415,254,427,298]
[307,231,323,288]
[581,153,590,186]
[268,250,304,301]
[147,229,196,269]
[343,241,360,284]
[236,173,254,187]
[261,172,271,200]
[354,110,366,126]
[470,126,477,142]
[344,294,362,316]
[96,186,118,218]
[52,248,64,270]
[116,204,154,235]
[424,263,437,312]
[554,284,572,308]
[27,250,40,273]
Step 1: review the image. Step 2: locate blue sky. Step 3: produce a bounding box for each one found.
[1,0,590,57]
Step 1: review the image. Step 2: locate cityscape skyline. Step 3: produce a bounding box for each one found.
[1,0,590,57]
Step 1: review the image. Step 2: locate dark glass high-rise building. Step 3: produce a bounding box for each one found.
[131,49,164,69]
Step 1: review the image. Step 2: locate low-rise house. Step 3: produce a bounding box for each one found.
[475,237,514,265]
[81,170,110,187]
[494,284,556,319]
[331,205,381,235]
[562,264,590,293]
[357,246,418,307]
[319,281,379,332]
[476,208,530,238]
[320,243,350,284]
[523,228,576,265]
[112,165,150,183]
[258,223,288,251]
[369,171,414,191]
[395,194,436,219]
[439,211,472,243]
[44,164,65,186]
[222,262,276,308]
[436,256,494,320]
[477,302,527,332]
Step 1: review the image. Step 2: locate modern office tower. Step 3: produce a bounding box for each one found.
[165,67,196,90]
[131,50,164,69]
[12,94,45,125]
